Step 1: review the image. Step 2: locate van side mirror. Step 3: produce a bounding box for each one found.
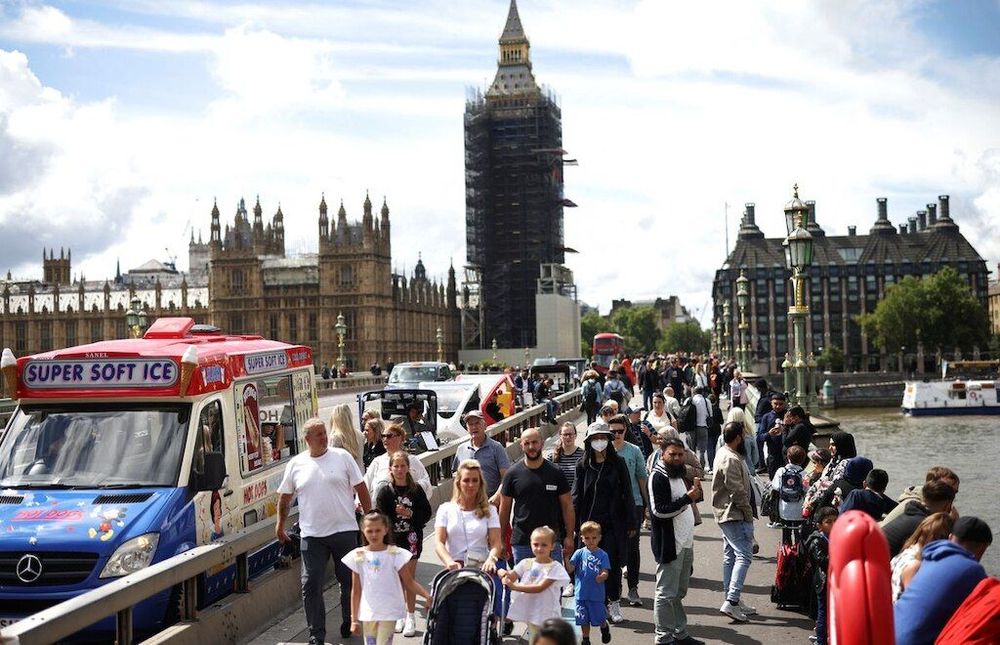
[199,451,227,491]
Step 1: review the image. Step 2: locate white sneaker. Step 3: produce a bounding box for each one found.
[738,600,758,615]
[608,600,625,624]
[720,600,749,623]
[394,618,404,633]
[402,614,416,637]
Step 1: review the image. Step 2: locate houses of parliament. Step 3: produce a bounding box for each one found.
[0,194,459,393]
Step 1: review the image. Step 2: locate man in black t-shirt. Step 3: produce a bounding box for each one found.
[499,428,575,563]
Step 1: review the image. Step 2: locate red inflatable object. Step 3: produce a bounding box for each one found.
[827,510,894,645]
[936,576,1000,644]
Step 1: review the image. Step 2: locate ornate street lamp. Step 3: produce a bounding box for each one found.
[736,270,750,372]
[125,297,147,339]
[782,184,814,408]
[335,312,347,368]
[722,300,731,360]
[436,327,444,363]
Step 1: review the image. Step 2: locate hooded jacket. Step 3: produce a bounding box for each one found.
[882,501,932,558]
[893,539,986,645]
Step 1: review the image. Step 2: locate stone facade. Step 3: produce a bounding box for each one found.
[713,194,989,373]
[207,194,460,370]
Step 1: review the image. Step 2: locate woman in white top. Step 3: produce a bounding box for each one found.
[889,512,954,603]
[645,393,676,433]
[329,403,366,470]
[434,459,505,616]
[365,423,432,499]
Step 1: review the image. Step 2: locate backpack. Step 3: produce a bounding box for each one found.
[583,380,599,406]
[677,398,697,433]
[779,465,805,503]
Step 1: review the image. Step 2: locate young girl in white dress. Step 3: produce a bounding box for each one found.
[343,511,431,644]
[502,525,571,642]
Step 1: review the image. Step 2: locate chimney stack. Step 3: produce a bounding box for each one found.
[877,197,888,220]
[899,224,908,235]
[745,202,756,225]
[917,210,927,231]
[938,194,951,221]
[806,201,815,226]
[908,217,918,234]
[927,203,937,225]
[848,225,857,237]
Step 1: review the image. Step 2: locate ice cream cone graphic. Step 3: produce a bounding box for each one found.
[1,348,17,394]
[179,346,198,396]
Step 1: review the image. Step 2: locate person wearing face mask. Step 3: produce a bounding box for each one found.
[573,422,638,626]
[710,422,758,624]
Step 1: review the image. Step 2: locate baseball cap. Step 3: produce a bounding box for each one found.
[463,409,485,421]
[953,516,993,545]
[625,405,645,415]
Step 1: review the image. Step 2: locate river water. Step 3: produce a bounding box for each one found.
[830,407,999,574]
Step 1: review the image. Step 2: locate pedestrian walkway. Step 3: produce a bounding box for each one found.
[247,414,815,644]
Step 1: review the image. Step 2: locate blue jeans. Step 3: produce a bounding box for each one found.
[816,587,827,645]
[300,531,359,642]
[718,520,754,604]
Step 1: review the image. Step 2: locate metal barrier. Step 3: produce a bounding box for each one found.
[314,372,388,392]
[0,388,582,645]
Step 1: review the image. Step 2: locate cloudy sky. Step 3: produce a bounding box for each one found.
[1,0,1000,325]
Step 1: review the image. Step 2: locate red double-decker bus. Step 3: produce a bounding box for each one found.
[592,332,625,375]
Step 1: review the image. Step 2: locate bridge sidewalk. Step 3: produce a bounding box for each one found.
[246,497,814,645]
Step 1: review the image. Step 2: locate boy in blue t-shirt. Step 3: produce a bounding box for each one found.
[568,521,612,644]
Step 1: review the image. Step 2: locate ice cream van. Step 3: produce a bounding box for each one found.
[0,317,317,636]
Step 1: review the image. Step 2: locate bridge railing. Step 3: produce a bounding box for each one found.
[0,388,583,645]
[314,371,388,392]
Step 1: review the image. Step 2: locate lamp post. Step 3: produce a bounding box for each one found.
[491,338,498,363]
[436,327,444,363]
[736,270,750,372]
[722,300,731,361]
[807,352,818,410]
[125,297,147,339]
[782,184,814,409]
[335,312,347,368]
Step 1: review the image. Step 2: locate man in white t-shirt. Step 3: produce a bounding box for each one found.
[277,418,372,644]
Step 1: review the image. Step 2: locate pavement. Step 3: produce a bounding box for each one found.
[246,406,815,645]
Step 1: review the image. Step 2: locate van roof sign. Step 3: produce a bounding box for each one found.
[5,317,313,400]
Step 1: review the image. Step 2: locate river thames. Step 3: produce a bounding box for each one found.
[831,407,1000,574]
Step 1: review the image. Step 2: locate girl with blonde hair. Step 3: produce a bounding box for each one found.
[329,403,365,470]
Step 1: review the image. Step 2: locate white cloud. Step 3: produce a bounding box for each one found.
[0,0,998,327]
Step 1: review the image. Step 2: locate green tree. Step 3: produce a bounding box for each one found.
[816,345,845,372]
[657,320,711,354]
[580,311,613,357]
[610,306,662,354]
[858,267,989,353]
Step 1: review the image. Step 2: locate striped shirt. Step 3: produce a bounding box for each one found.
[548,447,583,491]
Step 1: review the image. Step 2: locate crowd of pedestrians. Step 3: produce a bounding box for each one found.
[273,352,996,645]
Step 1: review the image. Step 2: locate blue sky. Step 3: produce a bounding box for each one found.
[1,0,1000,321]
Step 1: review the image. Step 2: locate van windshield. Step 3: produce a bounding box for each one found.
[0,403,191,489]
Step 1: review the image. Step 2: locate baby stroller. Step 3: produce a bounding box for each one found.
[423,567,499,645]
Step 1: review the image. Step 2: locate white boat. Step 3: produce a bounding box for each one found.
[902,360,1000,416]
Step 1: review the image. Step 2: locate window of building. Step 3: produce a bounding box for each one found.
[231,270,244,291]
[339,266,353,288]
[837,248,862,263]
[288,314,298,341]
[91,320,102,343]
[115,320,127,339]
[229,314,244,335]
[40,321,52,352]
[15,321,26,354]
[65,321,77,347]
[308,313,318,342]
[269,314,279,340]
[235,375,299,477]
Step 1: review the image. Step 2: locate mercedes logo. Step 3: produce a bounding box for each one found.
[15,554,43,583]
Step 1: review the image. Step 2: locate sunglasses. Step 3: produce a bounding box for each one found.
[612,429,627,435]
[381,433,400,439]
